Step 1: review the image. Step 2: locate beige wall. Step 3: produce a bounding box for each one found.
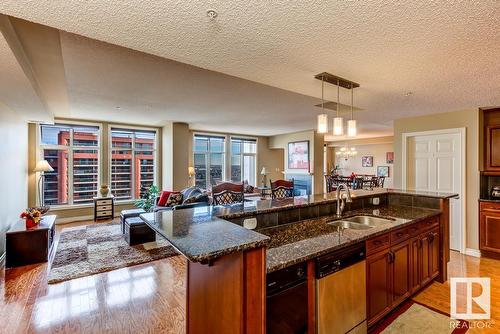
[333,142,394,188]
[0,108,28,256]
[393,109,480,250]
[269,130,324,194]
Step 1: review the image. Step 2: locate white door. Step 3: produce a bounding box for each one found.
[407,132,462,251]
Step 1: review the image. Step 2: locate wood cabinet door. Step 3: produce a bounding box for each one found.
[410,237,421,294]
[391,240,411,307]
[429,227,440,279]
[486,126,500,171]
[420,233,432,286]
[480,210,500,254]
[366,249,392,326]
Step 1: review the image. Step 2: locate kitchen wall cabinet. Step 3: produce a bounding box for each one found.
[483,109,500,173]
[480,201,500,258]
[366,217,440,327]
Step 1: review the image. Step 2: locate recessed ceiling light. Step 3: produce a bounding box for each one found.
[115,106,121,110]
[207,9,218,19]
[403,91,413,97]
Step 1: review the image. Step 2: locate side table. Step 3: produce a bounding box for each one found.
[93,195,115,221]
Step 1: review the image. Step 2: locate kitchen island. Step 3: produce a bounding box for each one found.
[140,188,457,334]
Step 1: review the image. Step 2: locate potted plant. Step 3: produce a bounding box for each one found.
[134,185,159,212]
[20,208,42,229]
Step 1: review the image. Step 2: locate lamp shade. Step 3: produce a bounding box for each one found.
[188,166,195,177]
[317,114,328,133]
[333,117,344,136]
[260,167,268,175]
[347,119,357,137]
[33,160,54,173]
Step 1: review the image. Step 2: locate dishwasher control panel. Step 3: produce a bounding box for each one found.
[315,243,366,278]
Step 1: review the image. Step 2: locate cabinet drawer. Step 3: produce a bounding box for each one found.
[480,201,500,212]
[96,210,112,217]
[391,227,410,244]
[419,216,439,231]
[366,233,390,255]
[408,223,420,237]
[96,199,113,206]
[97,205,112,211]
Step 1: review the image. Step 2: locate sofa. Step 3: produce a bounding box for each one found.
[154,186,210,212]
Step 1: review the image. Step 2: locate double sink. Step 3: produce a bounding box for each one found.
[329,215,394,230]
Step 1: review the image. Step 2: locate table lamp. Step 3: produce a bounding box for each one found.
[34,160,54,206]
[188,166,195,187]
[260,167,268,187]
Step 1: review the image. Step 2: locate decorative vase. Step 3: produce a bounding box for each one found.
[100,185,110,197]
[25,218,37,229]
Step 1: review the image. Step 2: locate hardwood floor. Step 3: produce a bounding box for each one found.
[0,219,186,334]
[412,251,500,333]
[1,220,499,333]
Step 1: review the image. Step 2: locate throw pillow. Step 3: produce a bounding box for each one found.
[166,192,183,207]
[183,196,197,204]
[158,191,172,206]
[193,192,209,203]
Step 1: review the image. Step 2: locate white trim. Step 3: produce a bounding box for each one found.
[0,252,5,268]
[465,248,481,258]
[401,127,467,254]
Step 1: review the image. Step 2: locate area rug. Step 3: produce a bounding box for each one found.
[371,301,469,334]
[48,222,178,284]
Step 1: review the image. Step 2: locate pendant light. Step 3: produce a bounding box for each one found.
[347,83,357,137]
[317,76,328,133]
[333,79,344,136]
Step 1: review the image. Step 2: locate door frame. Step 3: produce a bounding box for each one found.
[401,127,466,254]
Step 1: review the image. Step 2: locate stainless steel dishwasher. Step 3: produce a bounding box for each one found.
[316,243,367,334]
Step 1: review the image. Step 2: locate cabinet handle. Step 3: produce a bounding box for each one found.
[374,240,383,245]
[387,251,395,264]
[428,233,435,242]
[396,232,405,237]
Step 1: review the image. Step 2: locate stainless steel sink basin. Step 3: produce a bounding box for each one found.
[343,215,394,226]
[328,220,373,230]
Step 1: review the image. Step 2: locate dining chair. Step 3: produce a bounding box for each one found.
[212,182,245,205]
[270,179,294,199]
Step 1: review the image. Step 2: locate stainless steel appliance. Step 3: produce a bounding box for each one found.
[491,185,500,198]
[266,262,308,334]
[316,243,367,334]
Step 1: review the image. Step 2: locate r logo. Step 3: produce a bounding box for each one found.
[450,277,490,320]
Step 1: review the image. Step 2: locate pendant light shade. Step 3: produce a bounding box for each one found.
[347,119,357,137]
[333,117,344,136]
[317,114,328,133]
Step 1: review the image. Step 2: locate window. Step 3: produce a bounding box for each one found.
[110,128,157,201]
[231,138,257,186]
[193,134,225,189]
[40,124,100,206]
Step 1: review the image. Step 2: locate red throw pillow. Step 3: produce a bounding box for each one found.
[158,191,172,206]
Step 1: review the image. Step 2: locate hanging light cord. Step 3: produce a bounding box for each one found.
[350,84,354,120]
[322,77,325,111]
[337,79,340,117]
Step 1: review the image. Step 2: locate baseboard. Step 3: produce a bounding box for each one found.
[56,215,94,224]
[55,212,121,225]
[465,248,481,258]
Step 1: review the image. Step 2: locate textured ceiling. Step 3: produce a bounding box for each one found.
[0,31,48,121]
[0,1,499,136]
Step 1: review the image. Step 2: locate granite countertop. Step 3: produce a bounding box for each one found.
[139,188,455,264]
[140,209,269,263]
[215,188,458,220]
[262,205,441,273]
[479,198,500,203]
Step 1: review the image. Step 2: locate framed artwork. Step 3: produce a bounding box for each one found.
[362,156,373,167]
[288,141,310,170]
[386,152,394,164]
[377,166,390,177]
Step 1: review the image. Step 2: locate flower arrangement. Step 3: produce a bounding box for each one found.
[20,208,42,228]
